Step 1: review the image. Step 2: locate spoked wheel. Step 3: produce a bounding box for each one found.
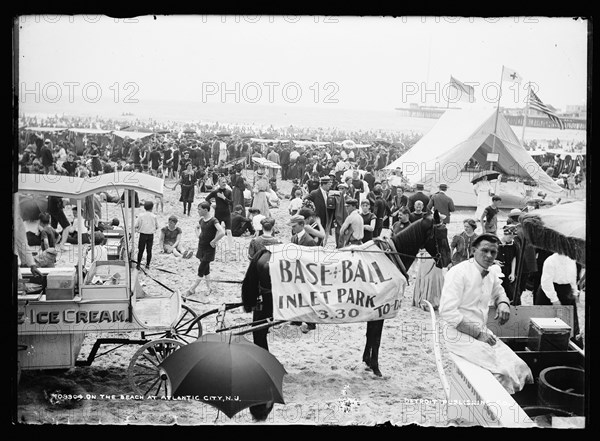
[128,339,183,398]
[144,305,202,344]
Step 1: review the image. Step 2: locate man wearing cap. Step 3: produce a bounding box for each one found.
[427,184,455,224]
[439,233,533,394]
[288,215,317,246]
[305,176,334,241]
[407,183,430,213]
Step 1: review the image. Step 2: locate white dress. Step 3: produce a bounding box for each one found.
[474,180,492,221]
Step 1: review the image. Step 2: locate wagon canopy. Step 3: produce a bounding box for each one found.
[16,172,164,199]
[520,200,586,265]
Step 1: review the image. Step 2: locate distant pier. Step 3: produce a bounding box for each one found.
[395,107,586,130]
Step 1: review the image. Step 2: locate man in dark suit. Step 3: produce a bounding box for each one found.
[279,145,290,180]
[288,214,318,246]
[407,183,431,212]
[427,183,455,224]
[305,176,334,236]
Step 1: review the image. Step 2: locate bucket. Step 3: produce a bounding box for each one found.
[523,406,575,428]
[538,366,585,415]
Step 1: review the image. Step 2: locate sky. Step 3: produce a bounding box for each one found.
[17,15,589,113]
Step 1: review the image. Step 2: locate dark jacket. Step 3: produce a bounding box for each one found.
[231,212,255,237]
[408,191,430,212]
[306,187,333,229]
[427,191,455,223]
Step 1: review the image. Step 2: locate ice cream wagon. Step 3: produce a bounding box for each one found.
[16,172,201,396]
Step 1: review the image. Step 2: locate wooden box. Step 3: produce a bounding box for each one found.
[46,268,76,300]
[527,317,571,352]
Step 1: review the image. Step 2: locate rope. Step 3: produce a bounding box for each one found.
[346,248,437,259]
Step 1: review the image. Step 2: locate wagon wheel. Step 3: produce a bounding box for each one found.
[128,339,183,398]
[144,304,203,344]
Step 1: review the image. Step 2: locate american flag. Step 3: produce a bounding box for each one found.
[528,90,565,130]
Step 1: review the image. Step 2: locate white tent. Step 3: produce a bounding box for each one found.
[384,107,563,205]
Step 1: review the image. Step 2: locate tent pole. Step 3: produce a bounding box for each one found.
[490,66,504,171]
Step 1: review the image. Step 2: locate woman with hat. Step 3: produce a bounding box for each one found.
[473,175,493,221]
[251,168,271,218]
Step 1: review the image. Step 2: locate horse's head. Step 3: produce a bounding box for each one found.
[422,210,452,268]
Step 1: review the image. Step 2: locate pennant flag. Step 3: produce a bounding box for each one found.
[529,89,565,130]
[449,76,475,103]
[502,66,523,83]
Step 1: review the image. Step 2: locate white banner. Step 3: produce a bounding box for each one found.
[268,242,406,323]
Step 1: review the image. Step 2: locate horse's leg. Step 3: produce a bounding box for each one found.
[363,322,373,368]
[369,320,384,377]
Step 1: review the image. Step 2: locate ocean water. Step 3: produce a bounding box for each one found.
[19,98,587,144]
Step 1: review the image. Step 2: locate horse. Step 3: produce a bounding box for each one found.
[241,210,452,376]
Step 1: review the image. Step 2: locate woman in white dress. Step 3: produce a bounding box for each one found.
[473,176,493,221]
[251,169,271,218]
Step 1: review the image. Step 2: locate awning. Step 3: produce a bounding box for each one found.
[16,172,164,199]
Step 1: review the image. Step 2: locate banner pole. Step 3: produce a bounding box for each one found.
[490,66,504,171]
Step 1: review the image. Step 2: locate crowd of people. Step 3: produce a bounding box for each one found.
[16,113,585,404]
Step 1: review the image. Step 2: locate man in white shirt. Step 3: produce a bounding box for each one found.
[338,198,364,246]
[439,233,533,394]
[134,200,159,270]
[535,252,581,345]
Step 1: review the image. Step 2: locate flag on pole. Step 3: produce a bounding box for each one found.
[502,66,523,83]
[528,89,565,130]
[449,76,475,103]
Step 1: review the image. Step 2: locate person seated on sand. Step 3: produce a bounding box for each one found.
[248,207,265,237]
[159,215,192,258]
[231,205,255,237]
